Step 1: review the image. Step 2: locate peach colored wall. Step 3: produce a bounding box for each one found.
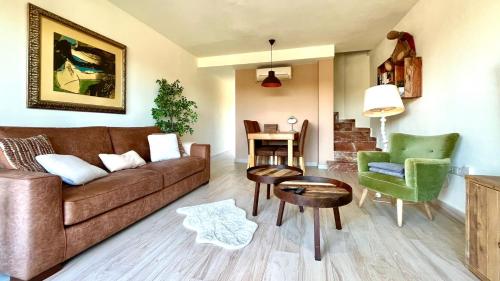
[318,59,335,168]
[235,63,320,164]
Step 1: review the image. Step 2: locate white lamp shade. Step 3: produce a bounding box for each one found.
[363,84,405,117]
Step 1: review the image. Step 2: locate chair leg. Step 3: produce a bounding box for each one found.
[396,199,403,227]
[423,202,433,220]
[359,188,368,207]
[299,157,305,173]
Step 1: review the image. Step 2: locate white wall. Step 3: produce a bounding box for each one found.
[369,0,500,213]
[0,0,234,155]
[334,52,371,128]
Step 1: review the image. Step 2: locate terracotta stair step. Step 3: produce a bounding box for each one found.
[338,118,355,123]
[334,141,377,152]
[327,160,358,172]
[334,131,375,142]
[353,127,370,132]
[334,122,354,131]
[333,151,357,162]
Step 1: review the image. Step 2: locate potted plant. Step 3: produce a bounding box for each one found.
[152,79,198,136]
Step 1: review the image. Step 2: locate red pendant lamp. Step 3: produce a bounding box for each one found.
[261,39,282,88]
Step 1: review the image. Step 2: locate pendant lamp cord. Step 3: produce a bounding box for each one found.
[270,43,273,70]
[269,39,275,70]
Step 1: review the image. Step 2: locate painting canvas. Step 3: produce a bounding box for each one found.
[53,33,116,98]
[28,4,126,114]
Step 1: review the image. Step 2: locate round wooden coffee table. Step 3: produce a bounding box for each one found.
[246,165,303,216]
[273,176,353,261]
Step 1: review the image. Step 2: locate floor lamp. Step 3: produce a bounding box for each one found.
[363,85,405,199]
[363,84,405,151]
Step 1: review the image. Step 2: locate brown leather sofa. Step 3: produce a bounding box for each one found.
[0,126,210,281]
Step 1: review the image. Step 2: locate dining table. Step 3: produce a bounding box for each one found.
[247,131,299,167]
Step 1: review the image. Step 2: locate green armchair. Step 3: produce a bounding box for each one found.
[357,133,459,227]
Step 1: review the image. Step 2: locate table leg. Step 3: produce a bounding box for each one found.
[314,208,321,261]
[276,200,285,226]
[249,139,255,168]
[267,184,270,199]
[287,139,293,166]
[299,206,304,213]
[333,207,342,230]
[252,182,260,216]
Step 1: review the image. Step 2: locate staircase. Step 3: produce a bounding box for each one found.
[328,112,380,172]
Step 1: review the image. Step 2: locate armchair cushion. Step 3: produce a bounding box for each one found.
[368,162,404,173]
[358,171,416,201]
[369,167,404,178]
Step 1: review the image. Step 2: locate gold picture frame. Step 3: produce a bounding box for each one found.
[27,4,126,114]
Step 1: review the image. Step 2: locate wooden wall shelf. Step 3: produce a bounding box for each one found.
[377,57,422,99]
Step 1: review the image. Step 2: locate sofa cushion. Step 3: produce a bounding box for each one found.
[62,168,162,225]
[108,127,161,162]
[0,127,113,169]
[140,156,205,187]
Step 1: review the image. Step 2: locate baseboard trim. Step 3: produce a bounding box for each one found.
[211,150,230,158]
[432,200,465,224]
[317,163,328,170]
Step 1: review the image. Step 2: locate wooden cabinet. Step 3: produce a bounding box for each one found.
[466,175,500,281]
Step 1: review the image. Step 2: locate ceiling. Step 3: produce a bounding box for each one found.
[110,0,418,57]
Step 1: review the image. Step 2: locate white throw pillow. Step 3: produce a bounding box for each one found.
[99,150,146,172]
[36,154,108,185]
[148,134,181,162]
[182,142,194,156]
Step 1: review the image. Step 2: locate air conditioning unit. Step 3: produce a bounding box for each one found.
[256,66,292,82]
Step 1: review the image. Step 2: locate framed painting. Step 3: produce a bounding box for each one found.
[27,4,126,114]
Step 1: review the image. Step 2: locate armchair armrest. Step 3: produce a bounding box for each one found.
[357,151,390,172]
[404,158,451,201]
[190,144,211,182]
[0,169,66,280]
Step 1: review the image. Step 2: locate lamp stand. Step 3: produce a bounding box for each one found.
[380,115,388,152]
[374,115,388,200]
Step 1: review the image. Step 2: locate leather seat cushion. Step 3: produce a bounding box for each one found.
[140,156,205,187]
[63,169,162,225]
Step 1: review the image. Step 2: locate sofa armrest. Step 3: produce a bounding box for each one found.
[404,158,451,201]
[190,144,210,181]
[0,169,66,280]
[357,151,390,172]
[190,143,210,159]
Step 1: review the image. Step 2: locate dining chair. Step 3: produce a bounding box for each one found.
[263,124,279,146]
[244,120,277,167]
[275,119,308,171]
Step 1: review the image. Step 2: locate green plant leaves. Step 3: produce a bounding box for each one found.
[152,79,199,137]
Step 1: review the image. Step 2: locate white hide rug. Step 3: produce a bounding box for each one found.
[176,199,258,250]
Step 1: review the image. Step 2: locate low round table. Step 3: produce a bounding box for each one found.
[246,165,303,216]
[274,176,353,261]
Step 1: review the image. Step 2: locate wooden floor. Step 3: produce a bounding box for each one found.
[47,154,478,281]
